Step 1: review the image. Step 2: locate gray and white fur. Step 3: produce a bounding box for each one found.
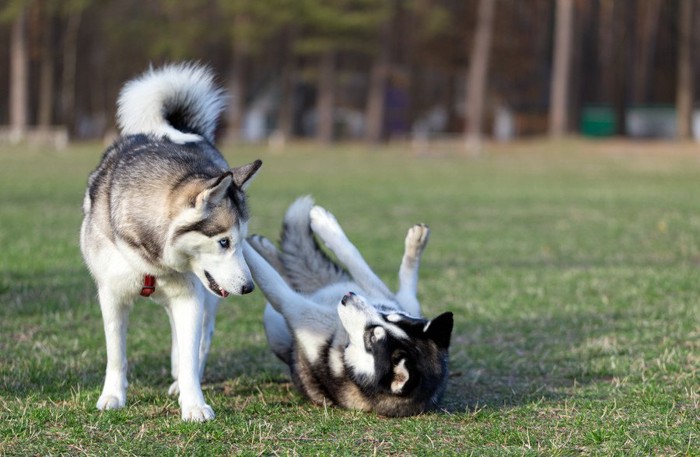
[243,197,453,417]
[80,63,262,421]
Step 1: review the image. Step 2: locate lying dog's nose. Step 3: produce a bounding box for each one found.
[341,291,356,305]
[241,282,255,295]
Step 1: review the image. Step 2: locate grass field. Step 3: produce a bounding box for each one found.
[1,139,699,455]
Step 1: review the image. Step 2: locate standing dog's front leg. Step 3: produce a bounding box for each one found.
[96,288,132,411]
[198,293,220,379]
[166,294,219,397]
[168,294,214,421]
[165,305,180,396]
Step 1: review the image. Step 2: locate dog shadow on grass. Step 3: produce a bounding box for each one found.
[441,308,627,413]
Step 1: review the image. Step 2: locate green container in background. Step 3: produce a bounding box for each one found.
[580,105,616,137]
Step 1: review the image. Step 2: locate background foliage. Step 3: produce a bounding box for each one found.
[0,0,696,142]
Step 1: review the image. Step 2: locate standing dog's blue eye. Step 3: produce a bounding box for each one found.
[218,238,230,249]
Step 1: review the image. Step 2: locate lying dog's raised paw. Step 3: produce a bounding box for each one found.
[310,205,345,243]
[405,224,430,259]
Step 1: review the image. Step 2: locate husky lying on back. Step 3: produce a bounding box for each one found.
[81,63,262,421]
[243,197,453,416]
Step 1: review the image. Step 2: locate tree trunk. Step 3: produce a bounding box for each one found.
[277,57,295,141]
[612,0,633,136]
[277,28,297,141]
[226,55,246,143]
[365,20,391,144]
[316,50,336,144]
[10,7,29,142]
[632,0,662,104]
[38,6,54,128]
[548,0,574,137]
[61,12,82,135]
[465,0,496,152]
[365,57,389,144]
[596,0,614,103]
[676,0,694,139]
[226,16,248,143]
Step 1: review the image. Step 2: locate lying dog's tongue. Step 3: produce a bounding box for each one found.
[205,272,230,297]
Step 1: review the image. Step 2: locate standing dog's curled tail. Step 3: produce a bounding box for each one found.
[116,63,227,144]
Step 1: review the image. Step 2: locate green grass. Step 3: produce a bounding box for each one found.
[1,139,699,455]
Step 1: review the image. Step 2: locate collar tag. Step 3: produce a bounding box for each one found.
[140,275,156,297]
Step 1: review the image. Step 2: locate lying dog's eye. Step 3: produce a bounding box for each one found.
[218,238,230,249]
[369,326,386,344]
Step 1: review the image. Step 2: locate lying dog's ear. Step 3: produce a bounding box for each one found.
[231,159,263,191]
[195,172,233,209]
[424,312,453,350]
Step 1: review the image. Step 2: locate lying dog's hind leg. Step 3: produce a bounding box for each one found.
[396,224,430,316]
[309,205,393,300]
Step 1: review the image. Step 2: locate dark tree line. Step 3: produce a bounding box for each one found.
[1,0,697,146]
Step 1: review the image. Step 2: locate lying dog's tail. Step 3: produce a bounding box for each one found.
[280,196,349,294]
[116,63,226,144]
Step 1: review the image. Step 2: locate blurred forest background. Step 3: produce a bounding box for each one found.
[0,0,698,148]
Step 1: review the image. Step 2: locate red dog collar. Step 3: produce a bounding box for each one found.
[140,275,156,297]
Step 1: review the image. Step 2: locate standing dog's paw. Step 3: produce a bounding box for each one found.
[96,394,126,411]
[405,224,430,259]
[168,380,180,396]
[181,403,215,422]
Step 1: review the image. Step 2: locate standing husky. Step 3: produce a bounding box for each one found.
[243,197,453,417]
[80,63,262,421]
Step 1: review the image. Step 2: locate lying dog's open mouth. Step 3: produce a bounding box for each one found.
[204,271,230,298]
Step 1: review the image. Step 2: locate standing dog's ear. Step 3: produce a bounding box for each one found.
[195,172,233,209]
[232,159,263,191]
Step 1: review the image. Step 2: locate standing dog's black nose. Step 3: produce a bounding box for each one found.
[241,282,255,294]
